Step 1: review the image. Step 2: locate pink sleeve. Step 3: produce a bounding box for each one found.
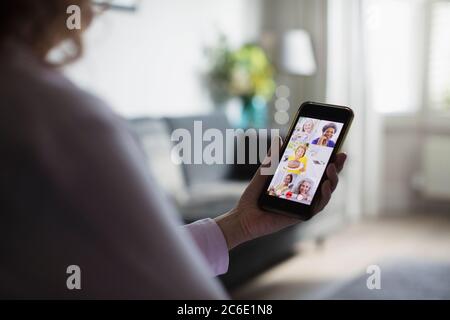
[184,219,229,276]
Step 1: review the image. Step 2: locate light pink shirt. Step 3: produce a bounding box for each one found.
[184,219,229,276]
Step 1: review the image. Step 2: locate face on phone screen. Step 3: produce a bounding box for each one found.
[266,116,344,205]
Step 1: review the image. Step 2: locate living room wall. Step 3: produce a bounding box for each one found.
[64,0,263,117]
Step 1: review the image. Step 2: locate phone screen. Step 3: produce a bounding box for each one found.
[266,116,344,205]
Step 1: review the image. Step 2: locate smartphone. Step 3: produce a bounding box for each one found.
[258,101,354,220]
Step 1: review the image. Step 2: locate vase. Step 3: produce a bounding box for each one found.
[238,96,267,129]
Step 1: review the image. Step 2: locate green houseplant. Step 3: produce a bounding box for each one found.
[206,36,276,128]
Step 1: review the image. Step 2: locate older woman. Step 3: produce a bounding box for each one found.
[312,123,338,147]
[293,119,316,143]
[295,178,314,202]
[0,0,346,299]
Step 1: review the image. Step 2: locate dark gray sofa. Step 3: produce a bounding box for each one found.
[128,111,298,289]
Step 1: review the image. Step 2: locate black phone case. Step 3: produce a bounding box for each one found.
[257,101,354,220]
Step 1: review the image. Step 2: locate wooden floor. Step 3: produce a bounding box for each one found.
[231,213,450,299]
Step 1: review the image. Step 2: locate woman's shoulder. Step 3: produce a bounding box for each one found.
[0,47,122,136]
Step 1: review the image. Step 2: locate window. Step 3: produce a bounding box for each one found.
[428,0,450,111]
[364,0,424,114]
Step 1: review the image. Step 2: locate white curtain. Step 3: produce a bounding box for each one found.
[326,0,383,220]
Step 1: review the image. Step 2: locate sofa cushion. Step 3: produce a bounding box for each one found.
[164,111,235,186]
[129,118,187,200]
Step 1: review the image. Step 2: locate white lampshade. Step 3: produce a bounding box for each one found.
[281,29,317,76]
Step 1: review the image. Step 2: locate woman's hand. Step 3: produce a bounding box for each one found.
[318,136,328,146]
[215,145,347,250]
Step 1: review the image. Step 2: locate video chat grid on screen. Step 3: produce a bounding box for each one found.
[267,116,343,205]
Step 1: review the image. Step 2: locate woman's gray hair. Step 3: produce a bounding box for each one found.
[297,178,314,194]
